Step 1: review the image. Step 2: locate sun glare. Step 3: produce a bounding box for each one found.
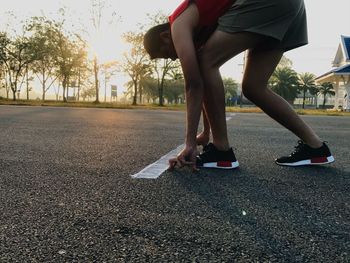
[87,29,120,63]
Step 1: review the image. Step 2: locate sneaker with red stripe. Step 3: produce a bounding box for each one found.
[275,141,335,166]
[196,143,239,169]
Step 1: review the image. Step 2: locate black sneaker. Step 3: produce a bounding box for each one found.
[197,143,239,169]
[201,143,212,153]
[275,141,335,166]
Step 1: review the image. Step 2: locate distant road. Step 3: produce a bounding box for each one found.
[0,105,349,262]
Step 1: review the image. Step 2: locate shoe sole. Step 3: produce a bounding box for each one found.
[275,156,335,167]
[199,161,239,169]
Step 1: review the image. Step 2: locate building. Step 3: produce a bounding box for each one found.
[315,35,350,111]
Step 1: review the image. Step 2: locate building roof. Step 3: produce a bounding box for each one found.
[317,35,350,82]
[332,35,350,66]
[342,35,350,61]
[315,64,350,82]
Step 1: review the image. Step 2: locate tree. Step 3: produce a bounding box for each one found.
[140,77,159,103]
[223,77,238,105]
[164,78,185,104]
[278,55,293,68]
[309,84,320,109]
[24,65,34,100]
[1,68,11,99]
[100,61,118,102]
[75,59,91,102]
[298,72,316,109]
[167,66,184,80]
[269,66,299,103]
[27,17,59,101]
[143,12,181,106]
[0,62,6,98]
[81,85,97,101]
[88,0,119,103]
[152,59,179,106]
[52,24,87,102]
[0,31,38,100]
[121,32,150,105]
[317,82,335,108]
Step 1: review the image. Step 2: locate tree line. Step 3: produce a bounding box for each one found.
[0,11,335,108]
[268,57,335,108]
[0,15,114,102]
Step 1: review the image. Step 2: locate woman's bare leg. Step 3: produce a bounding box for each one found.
[242,48,322,148]
[196,107,211,146]
[199,31,323,150]
[199,32,263,150]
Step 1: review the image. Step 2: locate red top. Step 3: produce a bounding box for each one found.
[169,0,233,26]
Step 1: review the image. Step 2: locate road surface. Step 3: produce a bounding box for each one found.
[0,105,349,262]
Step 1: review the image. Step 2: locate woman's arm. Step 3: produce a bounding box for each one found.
[169,4,204,170]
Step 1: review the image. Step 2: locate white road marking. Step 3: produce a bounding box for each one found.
[226,113,236,121]
[132,113,237,179]
[131,144,185,179]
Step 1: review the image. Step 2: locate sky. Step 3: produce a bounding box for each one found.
[1,0,350,98]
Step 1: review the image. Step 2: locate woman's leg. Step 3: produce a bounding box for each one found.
[196,107,211,146]
[199,30,323,150]
[199,31,264,150]
[242,48,322,148]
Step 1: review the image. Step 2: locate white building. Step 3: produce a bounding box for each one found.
[316,35,350,111]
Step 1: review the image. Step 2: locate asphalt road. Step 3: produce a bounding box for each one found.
[0,105,349,262]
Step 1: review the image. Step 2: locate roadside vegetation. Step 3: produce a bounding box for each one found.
[1,98,349,116]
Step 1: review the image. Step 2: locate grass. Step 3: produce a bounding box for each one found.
[0,99,177,110]
[1,98,349,116]
[294,109,350,116]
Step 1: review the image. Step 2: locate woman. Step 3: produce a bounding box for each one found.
[144,0,334,170]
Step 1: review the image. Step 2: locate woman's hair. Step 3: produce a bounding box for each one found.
[143,22,170,58]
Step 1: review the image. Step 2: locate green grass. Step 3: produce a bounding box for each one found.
[1,98,349,116]
[294,109,350,116]
[0,99,187,111]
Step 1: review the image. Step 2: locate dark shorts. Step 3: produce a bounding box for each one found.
[217,0,308,51]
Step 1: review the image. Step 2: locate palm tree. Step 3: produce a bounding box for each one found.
[318,82,335,108]
[269,67,299,104]
[298,72,316,109]
[309,85,320,109]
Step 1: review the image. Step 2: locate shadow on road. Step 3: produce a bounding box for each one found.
[167,164,349,261]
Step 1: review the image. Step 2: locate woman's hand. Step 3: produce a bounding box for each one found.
[168,145,199,172]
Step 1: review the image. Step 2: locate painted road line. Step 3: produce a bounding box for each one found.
[226,113,236,121]
[131,144,185,179]
[132,114,236,179]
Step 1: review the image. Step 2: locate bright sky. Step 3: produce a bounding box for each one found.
[1,0,350,98]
